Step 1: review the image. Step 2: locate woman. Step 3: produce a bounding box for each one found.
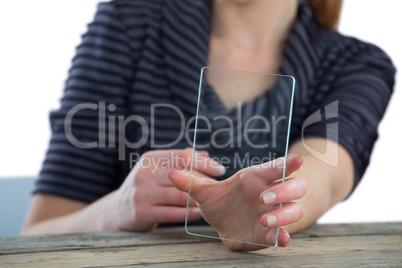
[21,0,395,251]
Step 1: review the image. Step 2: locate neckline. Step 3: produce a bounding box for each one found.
[160,0,314,115]
[200,68,284,116]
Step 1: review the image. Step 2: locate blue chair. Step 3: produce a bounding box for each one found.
[0,177,35,236]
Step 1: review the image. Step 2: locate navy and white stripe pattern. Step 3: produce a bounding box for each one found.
[35,0,395,203]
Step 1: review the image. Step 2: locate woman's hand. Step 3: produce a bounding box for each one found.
[109,148,226,232]
[21,148,225,235]
[168,154,307,251]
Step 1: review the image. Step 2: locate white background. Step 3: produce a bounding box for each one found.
[0,1,401,223]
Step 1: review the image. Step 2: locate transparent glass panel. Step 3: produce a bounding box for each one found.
[185,67,295,248]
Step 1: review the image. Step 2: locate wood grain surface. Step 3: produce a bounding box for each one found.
[1,222,401,267]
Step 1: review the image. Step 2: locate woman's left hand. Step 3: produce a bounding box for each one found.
[169,154,307,251]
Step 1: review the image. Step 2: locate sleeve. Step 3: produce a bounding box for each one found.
[33,2,134,203]
[299,42,396,192]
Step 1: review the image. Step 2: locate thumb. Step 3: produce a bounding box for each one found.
[168,169,216,204]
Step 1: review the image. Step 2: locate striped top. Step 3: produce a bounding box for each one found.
[35,0,395,203]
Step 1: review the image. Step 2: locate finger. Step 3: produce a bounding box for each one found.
[168,169,216,204]
[260,177,307,205]
[133,166,210,207]
[249,226,288,247]
[241,154,303,184]
[136,186,197,207]
[277,228,291,247]
[185,148,209,157]
[256,154,303,180]
[196,150,209,157]
[188,197,198,207]
[142,149,225,177]
[141,205,202,225]
[133,166,173,187]
[248,227,290,248]
[133,163,209,189]
[178,148,226,177]
[153,168,214,207]
[261,202,303,228]
[158,187,198,207]
[191,169,213,179]
[192,154,226,177]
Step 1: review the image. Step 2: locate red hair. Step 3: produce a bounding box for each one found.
[309,0,343,29]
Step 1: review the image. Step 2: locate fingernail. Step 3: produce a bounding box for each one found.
[217,164,226,175]
[263,192,276,204]
[267,215,277,226]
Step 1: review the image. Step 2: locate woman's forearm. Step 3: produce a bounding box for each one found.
[284,138,354,234]
[20,191,118,235]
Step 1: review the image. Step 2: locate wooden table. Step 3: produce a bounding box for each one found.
[1,222,401,267]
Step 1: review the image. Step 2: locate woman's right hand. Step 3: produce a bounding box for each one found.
[20,148,225,235]
[107,148,226,232]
